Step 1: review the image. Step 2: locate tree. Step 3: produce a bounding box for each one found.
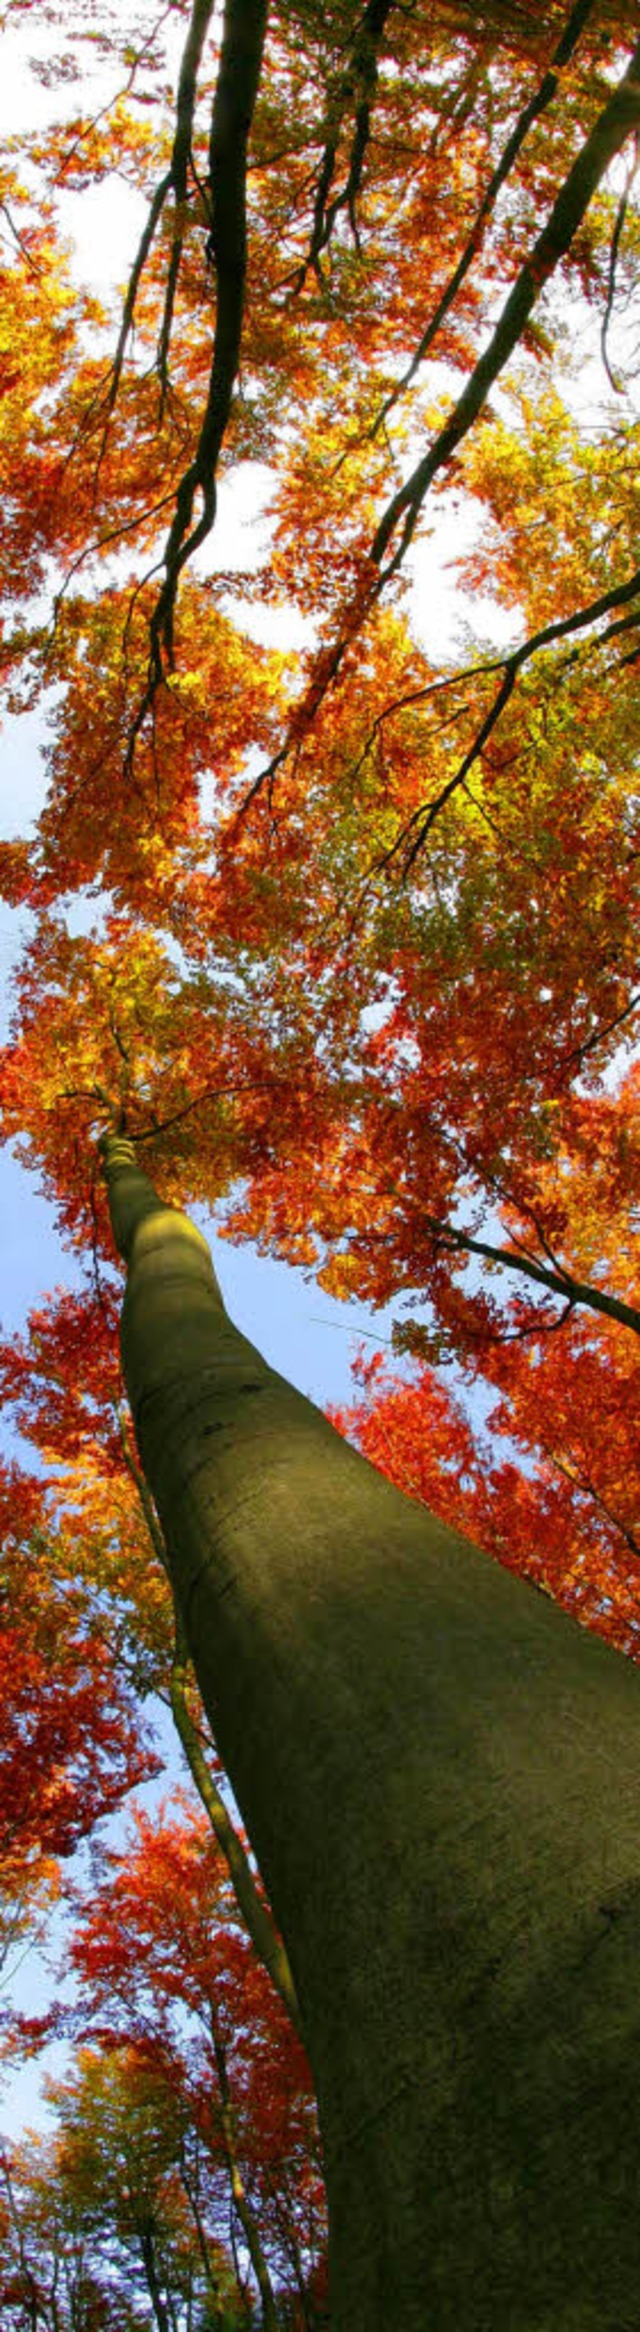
[1,1786,326,2331]
[67,1797,326,2325]
[0,2058,242,2331]
[2,0,640,2322]
[54,2046,240,2332]
[0,1467,156,1979]
[0,1269,302,2028]
[92,1128,640,2329]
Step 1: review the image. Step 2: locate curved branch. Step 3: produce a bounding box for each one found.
[370,0,596,438]
[384,560,640,874]
[147,0,268,679]
[371,32,640,577]
[294,0,395,291]
[100,0,215,443]
[600,127,639,392]
[233,552,640,858]
[156,0,216,407]
[108,168,174,421]
[420,1214,640,1340]
[559,990,640,1077]
[545,1449,640,1567]
[234,34,640,818]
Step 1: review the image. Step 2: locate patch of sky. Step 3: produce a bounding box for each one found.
[409,493,523,663]
[0,709,52,843]
[1,21,102,131]
[60,179,149,298]
[192,463,318,652]
[197,739,264,835]
[0,1144,85,1334]
[358,980,423,1074]
[0,906,33,1043]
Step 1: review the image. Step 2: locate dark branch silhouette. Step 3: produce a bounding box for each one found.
[293,0,395,291]
[369,0,596,440]
[371,30,640,577]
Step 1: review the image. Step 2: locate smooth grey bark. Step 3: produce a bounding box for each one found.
[102,1134,640,2331]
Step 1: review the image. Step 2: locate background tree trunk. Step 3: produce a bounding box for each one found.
[102,1133,640,2331]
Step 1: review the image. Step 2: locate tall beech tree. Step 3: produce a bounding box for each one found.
[93,1126,640,2328]
[2,0,640,2322]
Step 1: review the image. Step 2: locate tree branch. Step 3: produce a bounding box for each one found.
[381,561,640,873]
[370,0,596,439]
[294,0,395,291]
[421,1213,640,1339]
[371,32,640,577]
[600,126,639,392]
[147,0,268,678]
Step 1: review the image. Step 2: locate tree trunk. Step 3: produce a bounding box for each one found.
[101,1135,640,2331]
[139,2224,172,2332]
[210,2008,281,2332]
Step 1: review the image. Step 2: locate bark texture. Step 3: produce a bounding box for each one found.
[102,1134,640,2332]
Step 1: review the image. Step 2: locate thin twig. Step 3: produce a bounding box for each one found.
[601,128,639,392]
